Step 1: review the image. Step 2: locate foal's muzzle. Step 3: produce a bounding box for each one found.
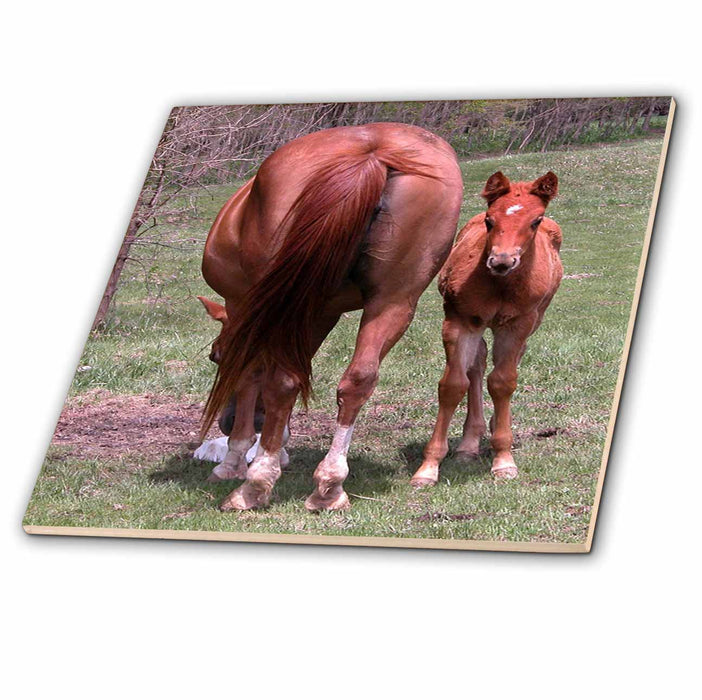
[487,252,520,276]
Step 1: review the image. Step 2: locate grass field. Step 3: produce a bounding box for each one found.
[23,137,665,545]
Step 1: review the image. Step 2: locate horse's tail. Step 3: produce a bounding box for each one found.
[201,146,436,437]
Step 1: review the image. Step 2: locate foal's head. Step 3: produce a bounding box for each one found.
[197,296,228,363]
[481,171,558,276]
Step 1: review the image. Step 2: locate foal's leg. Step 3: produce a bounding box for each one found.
[411,320,484,487]
[207,377,260,482]
[305,300,417,511]
[456,337,488,458]
[488,320,534,479]
[220,366,299,511]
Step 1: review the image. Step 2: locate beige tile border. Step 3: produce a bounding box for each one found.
[23,524,588,552]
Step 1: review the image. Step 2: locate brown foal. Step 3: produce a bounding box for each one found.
[200,123,463,511]
[411,171,563,486]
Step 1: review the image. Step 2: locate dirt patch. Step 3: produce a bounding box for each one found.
[51,391,361,461]
[287,409,337,444]
[51,390,213,460]
[51,391,448,462]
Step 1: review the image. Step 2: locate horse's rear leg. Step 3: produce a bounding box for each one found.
[411,320,484,487]
[207,377,260,482]
[305,301,416,511]
[456,337,487,458]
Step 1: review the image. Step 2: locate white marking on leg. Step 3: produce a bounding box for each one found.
[246,448,282,488]
[306,423,355,509]
[328,424,354,460]
[315,423,354,491]
[193,436,229,462]
[210,436,255,479]
[245,434,261,463]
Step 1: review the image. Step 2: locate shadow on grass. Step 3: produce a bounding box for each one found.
[400,438,493,486]
[148,445,397,507]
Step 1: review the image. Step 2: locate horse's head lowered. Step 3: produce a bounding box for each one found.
[197,296,228,363]
[481,171,558,276]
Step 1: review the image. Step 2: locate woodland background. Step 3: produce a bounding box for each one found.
[94,97,669,326]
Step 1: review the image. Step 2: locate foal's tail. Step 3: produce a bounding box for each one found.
[201,146,437,437]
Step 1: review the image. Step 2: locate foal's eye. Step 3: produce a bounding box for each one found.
[531,216,543,229]
[485,217,494,232]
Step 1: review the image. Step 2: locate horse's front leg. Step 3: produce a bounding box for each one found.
[305,301,416,512]
[220,314,340,511]
[487,320,533,479]
[411,319,484,487]
[207,379,260,482]
[220,367,298,511]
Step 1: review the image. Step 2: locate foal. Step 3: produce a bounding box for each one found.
[411,171,562,486]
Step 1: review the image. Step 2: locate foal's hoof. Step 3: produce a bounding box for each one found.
[304,489,351,512]
[410,463,438,488]
[492,465,519,480]
[219,482,271,511]
[410,476,438,488]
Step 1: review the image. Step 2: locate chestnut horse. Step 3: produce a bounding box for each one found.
[411,171,562,486]
[200,123,463,511]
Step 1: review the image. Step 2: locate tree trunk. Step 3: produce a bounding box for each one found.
[91,218,140,331]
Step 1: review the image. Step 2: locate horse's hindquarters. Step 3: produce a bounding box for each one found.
[353,166,463,300]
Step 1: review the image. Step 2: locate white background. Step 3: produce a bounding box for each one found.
[2,2,698,697]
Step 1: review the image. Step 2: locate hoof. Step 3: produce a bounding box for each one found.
[304,489,351,512]
[492,465,518,480]
[219,481,271,511]
[410,475,438,488]
[410,463,438,488]
[207,464,247,482]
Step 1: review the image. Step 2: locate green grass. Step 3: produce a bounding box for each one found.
[24,138,664,544]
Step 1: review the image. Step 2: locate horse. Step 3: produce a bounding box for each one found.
[410,171,562,486]
[199,122,463,511]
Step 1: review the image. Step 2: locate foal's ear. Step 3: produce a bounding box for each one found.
[530,172,559,203]
[197,296,228,323]
[481,172,511,204]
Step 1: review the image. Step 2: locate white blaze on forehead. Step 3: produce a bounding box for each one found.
[505,204,523,215]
